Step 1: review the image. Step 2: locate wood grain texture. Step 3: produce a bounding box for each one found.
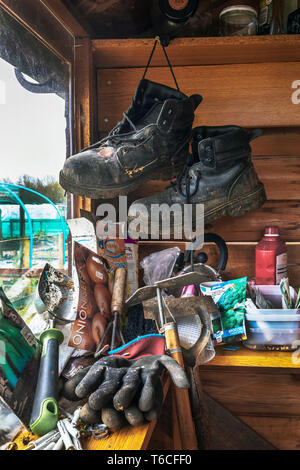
[240,416,300,450]
[90,36,300,451]
[97,64,300,130]
[83,420,158,450]
[201,346,300,369]
[83,377,175,450]
[253,156,300,200]
[251,129,300,156]
[92,36,300,69]
[148,388,174,450]
[96,128,300,157]
[203,392,275,450]
[73,36,94,217]
[127,158,300,202]
[163,325,198,450]
[200,368,300,418]
[40,0,88,37]
[0,0,74,61]
[206,201,300,242]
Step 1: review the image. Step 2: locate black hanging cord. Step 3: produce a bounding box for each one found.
[161,41,180,91]
[142,37,180,92]
[143,39,197,272]
[142,38,158,80]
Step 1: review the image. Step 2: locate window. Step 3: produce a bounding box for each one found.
[0,4,73,316]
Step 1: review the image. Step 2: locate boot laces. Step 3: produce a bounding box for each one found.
[110,112,137,135]
[169,154,201,204]
[80,112,138,153]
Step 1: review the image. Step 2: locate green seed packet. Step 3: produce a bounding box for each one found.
[200,277,248,343]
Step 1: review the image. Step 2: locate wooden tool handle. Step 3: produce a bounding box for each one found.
[163,322,198,450]
[111,267,127,314]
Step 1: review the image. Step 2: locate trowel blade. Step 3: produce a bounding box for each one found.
[35,263,75,324]
[125,272,205,308]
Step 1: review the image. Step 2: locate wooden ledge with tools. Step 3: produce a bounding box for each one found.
[8,271,215,451]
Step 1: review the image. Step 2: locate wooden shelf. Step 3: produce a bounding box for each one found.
[92,35,300,69]
[202,345,300,369]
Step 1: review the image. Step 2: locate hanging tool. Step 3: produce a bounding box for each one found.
[95,267,127,357]
[30,264,73,436]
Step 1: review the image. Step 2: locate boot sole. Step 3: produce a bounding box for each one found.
[127,183,267,237]
[59,163,184,199]
[204,182,266,224]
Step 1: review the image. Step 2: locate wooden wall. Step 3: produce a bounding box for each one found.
[200,366,300,450]
[95,36,300,287]
[93,36,300,449]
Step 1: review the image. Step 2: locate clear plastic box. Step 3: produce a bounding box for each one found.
[244,285,300,351]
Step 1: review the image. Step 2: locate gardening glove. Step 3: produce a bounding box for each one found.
[76,361,166,429]
[113,354,188,412]
[75,356,132,410]
[75,353,189,411]
[61,335,189,429]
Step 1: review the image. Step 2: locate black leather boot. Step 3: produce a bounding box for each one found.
[128,125,266,235]
[59,79,202,199]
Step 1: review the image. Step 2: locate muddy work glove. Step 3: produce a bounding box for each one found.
[62,336,189,430]
[75,354,188,410]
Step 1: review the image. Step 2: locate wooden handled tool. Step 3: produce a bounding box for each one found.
[94,267,127,357]
[111,267,127,314]
[156,287,198,450]
[111,267,127,350]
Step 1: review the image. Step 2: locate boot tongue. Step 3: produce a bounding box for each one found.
[117,79,187,133]
[133,78,187,106]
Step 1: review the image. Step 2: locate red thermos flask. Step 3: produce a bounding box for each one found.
[255,226,287,285]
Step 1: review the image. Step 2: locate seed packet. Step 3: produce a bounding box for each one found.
[68,242,113,352]
[295,287,300,309]
[255,287,273,309]
[200,277,248,343]
[279,277,292,309]
[73,214,138,297]
[96,220,137,296]
[0,287,40,427]
[247,281,257,302]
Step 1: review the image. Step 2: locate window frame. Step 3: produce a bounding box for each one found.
[0,0,95,275]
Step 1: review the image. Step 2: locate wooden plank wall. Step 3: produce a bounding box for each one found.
[96,49,300,287]
[200,367,300,450]
[93,37,300,450]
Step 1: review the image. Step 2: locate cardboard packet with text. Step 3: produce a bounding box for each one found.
[68,242,113,352]
[0,287,40,427]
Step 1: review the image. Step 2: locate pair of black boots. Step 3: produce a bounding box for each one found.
[59,79,266,228]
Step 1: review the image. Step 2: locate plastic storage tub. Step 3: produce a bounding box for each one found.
[244,285,300,350]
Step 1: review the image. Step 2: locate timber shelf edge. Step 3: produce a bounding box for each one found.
[203,345,300,369]
[92,35,300,69]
